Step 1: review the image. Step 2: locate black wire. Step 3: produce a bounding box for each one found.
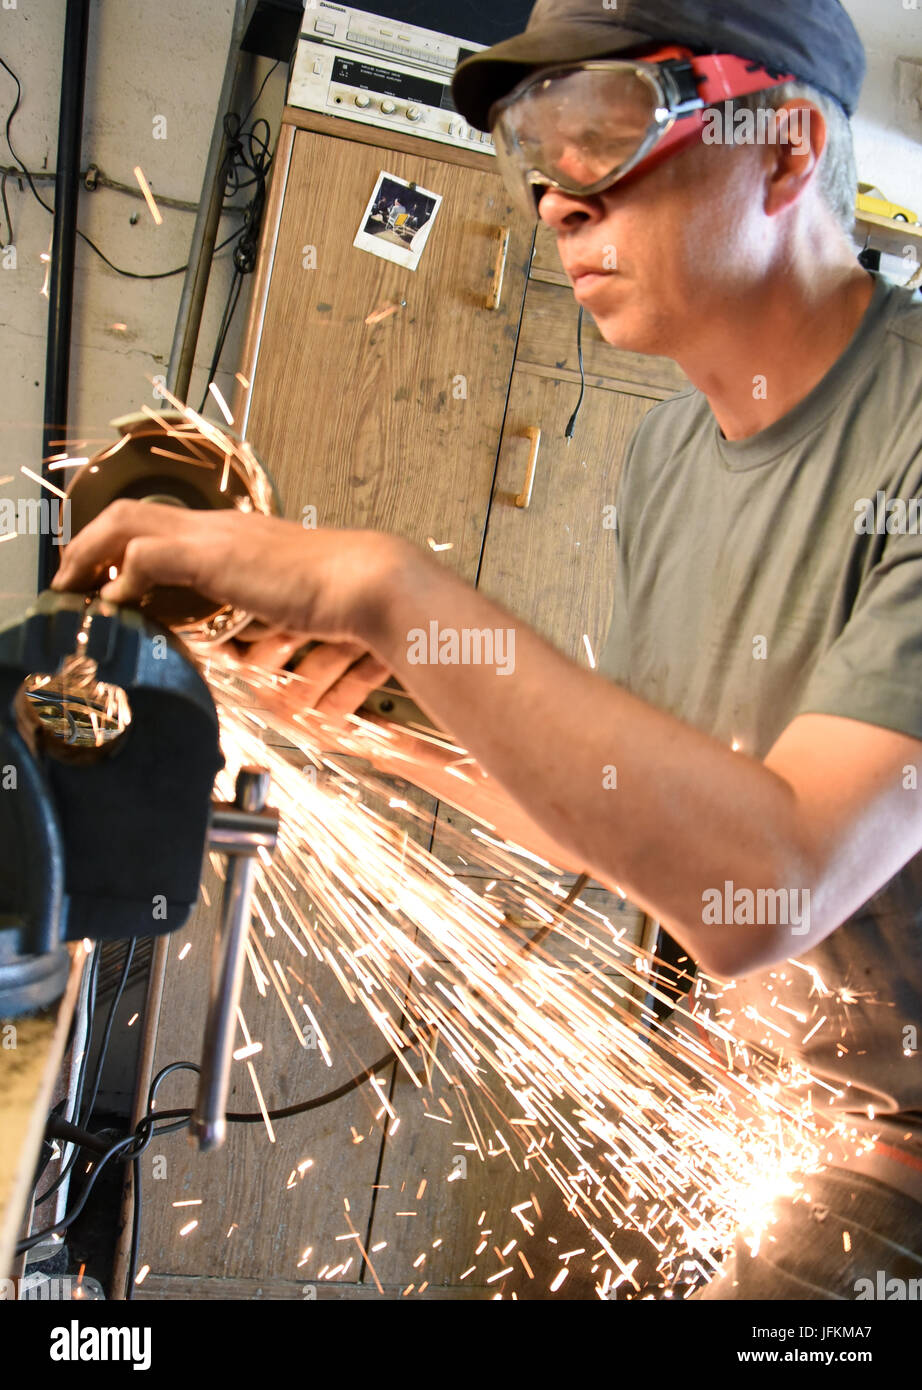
[34,946,100,1207]
[238,60,280,132]
[79,939,135,1126]
[128,1151,141,1301]
[126,1060,203,1300]
[196,100,275,412]
[197,267,243,412]
[21,1039,411,1284]
[0,168,12,248]
[565,305,586,442]
[17,1130,139,1254]
[33,938,132,1206]
[17,1112,188,1256]
[0,53,242,279]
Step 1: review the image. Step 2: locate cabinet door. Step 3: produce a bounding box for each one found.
[477,368,654,655]
[245,127,533,584]
[429,367,663,872]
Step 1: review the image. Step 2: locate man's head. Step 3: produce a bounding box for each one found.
[452,1,866,360]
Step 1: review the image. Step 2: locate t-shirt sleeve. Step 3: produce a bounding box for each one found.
[795,454,922,743]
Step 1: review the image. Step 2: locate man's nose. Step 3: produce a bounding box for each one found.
[537,186,604,231]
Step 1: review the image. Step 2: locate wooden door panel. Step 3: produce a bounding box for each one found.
[138,853,410,1283]
[475,369,658,655]
[427,372,659,866]
[245,128,534,584]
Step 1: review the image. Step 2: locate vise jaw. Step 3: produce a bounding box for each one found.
[0,591,224,1016]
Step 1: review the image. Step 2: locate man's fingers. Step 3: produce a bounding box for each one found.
[243,631,314,671]
[289,641,370,704]
[313,652,391,718]
[52,500,195,592]
[97,535,200,606]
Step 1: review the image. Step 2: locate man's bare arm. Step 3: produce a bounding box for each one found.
[53,505,922,979]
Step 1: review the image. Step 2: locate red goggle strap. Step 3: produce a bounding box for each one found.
[693,52,795,101]
[638,46,795,103]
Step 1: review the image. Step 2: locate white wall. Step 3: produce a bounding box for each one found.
[847,0,922,204]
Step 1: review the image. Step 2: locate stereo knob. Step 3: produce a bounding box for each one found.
[381,100,396,115]
[406,106,422,122]
[354,93,371,108]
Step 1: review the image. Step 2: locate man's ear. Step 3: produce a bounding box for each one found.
[764,100,827,217]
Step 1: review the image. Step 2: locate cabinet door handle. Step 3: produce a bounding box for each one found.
[486,227,510,310]
[515,427,541,508]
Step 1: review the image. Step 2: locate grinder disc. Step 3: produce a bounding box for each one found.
[65,410,280,638]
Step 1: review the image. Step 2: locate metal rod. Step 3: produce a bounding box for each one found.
[209,802,278,854]
[166,0,252,402]
[191,767,275,1153]
[39,0,91,591]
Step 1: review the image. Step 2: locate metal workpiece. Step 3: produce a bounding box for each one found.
[63,410,281,644]
[191,768,278,1153]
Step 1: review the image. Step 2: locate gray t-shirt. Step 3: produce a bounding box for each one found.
[599,271,922,1189]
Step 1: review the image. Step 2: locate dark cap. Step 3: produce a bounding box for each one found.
[452,0,866,130]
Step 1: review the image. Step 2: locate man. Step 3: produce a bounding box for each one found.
[53,0,922,1298]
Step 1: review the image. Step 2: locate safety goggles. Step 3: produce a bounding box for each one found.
[490,47,794,220]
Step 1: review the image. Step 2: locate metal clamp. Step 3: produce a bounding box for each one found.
[190,768,279,1152]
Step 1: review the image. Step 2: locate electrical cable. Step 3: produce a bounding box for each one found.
[33,945,100,1207]
[17,1112,188,1257]
[196,103,275,412]
[1,167,12,248]
[78,939,135,1126]
[0,53,244,279]
[565,305,586,442]
[238,60,280,133]
[32,937,131,1208]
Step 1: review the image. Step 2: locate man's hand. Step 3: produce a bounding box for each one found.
[51,498,405,647]
[50,501,583,872]
[238,631,390,719]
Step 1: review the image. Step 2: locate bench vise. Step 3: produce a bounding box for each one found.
[0,590,278,1150]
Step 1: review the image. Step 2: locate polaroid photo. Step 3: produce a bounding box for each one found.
[354,171,442,272]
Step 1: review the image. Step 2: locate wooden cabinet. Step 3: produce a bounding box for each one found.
[126,111,689,1301]
[242,121,533,583]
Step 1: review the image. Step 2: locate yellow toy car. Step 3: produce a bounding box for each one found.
[856,183,918,225]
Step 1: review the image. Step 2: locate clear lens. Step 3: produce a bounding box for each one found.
[493,64,663,216]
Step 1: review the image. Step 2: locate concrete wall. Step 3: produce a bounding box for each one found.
[0,1,919,629]
[0,0,284,627]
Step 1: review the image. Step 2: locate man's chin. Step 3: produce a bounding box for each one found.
[588,304,667,359]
